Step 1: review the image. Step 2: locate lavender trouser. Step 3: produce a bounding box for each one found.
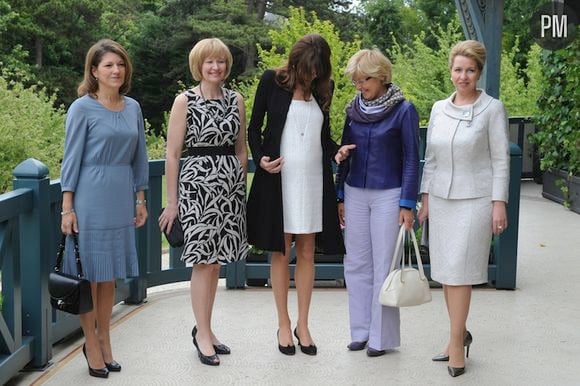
[344,184,401,350]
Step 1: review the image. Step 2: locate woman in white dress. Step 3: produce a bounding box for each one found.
[247,34,344,356]
[418,40,510,377]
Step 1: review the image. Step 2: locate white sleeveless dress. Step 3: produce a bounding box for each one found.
[280,99,323,234]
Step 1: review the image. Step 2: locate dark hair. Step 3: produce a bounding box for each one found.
[77,39,133,97]
[275,34,332,111]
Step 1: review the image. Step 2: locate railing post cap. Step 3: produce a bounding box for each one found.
[509,143,522,156]
[12,158,49,179]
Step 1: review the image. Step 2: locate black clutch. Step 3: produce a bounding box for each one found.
[160,208,184,247]
[48,234,93,314]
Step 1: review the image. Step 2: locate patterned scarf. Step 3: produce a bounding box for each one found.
[346,83,406,123]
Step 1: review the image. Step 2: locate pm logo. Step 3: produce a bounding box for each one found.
[531,1,577,50]
[541,14,568,38]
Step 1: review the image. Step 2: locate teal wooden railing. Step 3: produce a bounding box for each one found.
[1,136,522,383]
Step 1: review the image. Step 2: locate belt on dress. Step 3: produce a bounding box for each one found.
[187,146,235,157]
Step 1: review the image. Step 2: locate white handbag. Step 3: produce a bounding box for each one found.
[379,225,432,307]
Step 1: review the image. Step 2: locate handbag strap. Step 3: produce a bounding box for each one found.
[54,233,85,279]
[387,225,406,274]
[387,225,428,281]
[407,226,428,280]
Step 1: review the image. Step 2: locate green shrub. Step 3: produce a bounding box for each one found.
[531,39,580,177]
[0,77,65,192]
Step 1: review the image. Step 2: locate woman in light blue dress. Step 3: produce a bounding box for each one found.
[60,39,149,378]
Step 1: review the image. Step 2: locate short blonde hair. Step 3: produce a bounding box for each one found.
[449,40,486,72]
[188,38,233,82]
[345,48,392,85]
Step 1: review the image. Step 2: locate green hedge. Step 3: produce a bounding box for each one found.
[531,38,580,178]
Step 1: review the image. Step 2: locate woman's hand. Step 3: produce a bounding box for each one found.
[334,144,356,164]
[134,205,148,228]
[492,201,508,235]
[260,156,284,174]
[158,205,178,233]
[417,194,429,224]
[61,212,78,235]
[399,208,414,230]
[338,202,345,228]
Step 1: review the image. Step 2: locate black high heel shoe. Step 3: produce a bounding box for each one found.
[105,360,122,372]
[448,366,466,377]
[82,344,109,378]
[192,327,220,366]
[294,328,317,355]
[192,326,231,355]
[277,329,296,355]
[432,330,473,362]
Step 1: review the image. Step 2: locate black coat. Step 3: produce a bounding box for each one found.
[247,70,345,254]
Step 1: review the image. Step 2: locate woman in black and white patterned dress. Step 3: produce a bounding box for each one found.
[159,38,248,366]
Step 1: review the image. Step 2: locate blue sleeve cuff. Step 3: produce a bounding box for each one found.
[399,199,416,209]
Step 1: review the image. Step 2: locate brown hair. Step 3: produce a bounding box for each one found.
[449,40,486,72]
[275,33,332,111]
[77,39,133,97]
[188,38,233,82]
[345,48,392,85]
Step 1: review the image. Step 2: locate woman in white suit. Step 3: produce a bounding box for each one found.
[418,40,509,378]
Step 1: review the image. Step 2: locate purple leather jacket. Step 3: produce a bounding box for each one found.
[336,100,420,209]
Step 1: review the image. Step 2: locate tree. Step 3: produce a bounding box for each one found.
[502,0,542,75]
[128,0,275,130]
[2,0,109,105]
[361,0,456,53]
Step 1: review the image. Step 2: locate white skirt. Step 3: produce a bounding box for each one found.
[428,195,493,285]
[280,99,323,234]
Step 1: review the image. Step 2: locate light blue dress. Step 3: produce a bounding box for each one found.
[60,95,149,282]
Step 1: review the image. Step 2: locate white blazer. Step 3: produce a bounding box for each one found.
[420,90,510,202]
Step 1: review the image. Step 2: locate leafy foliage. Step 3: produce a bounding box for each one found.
[389,20,462,124]
[361,0,456,53]
[389,19,544,125]
[531,39,580,177]
[236,7,361,141]
[500,41,543,117]
[0,78,65,192]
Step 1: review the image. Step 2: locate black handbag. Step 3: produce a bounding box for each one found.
[160,208,184,247]
[48,234,93,314]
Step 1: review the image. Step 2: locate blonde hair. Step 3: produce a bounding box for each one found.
[345,48,392,85]
[188,38,233,82]
[78,39,133,97]
[449,40,486,72]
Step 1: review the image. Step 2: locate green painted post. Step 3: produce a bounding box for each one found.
[455,0,505,99]
[494,144,522,289]
[12,158,52,367]
[226,260,246,289]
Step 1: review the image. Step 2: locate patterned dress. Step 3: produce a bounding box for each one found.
[179,88,248,264]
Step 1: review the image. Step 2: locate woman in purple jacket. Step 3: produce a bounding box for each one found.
[335,48,419,357]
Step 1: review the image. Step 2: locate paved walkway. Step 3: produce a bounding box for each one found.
[9,182,580,385]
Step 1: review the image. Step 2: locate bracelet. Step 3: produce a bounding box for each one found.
[136,199,147,205]
[61,209,75,215]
